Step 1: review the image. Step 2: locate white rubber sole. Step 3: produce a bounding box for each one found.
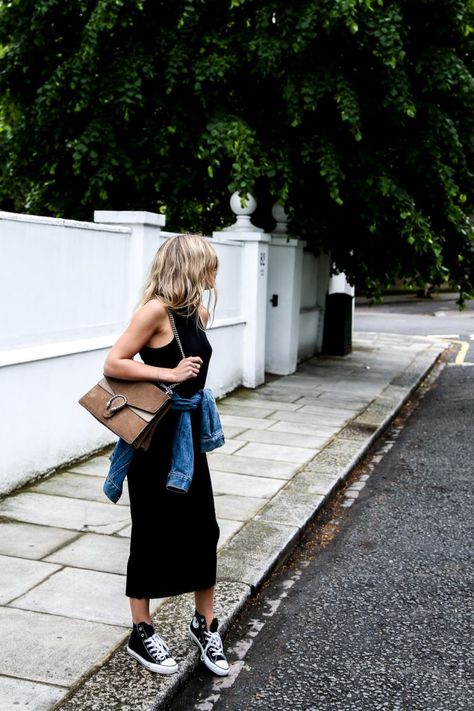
[188,629,229,677]
[126,645,178,675]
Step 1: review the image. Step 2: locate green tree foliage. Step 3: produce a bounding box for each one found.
[1,0,474,297]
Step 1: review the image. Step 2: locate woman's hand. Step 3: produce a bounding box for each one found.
[172,356,203,383]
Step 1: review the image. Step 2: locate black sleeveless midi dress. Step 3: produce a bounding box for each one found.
[125,311,220,599]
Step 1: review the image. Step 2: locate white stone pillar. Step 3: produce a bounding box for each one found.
[265,203,304,375]
[213,193,270,388]
[93,210,166,316]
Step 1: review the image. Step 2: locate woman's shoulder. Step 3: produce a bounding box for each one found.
[133,299,168,327]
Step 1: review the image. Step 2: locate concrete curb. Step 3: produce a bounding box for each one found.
[55,341,447,711]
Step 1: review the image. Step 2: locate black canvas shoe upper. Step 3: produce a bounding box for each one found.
[128,622,175,667]
[189,610,229,675]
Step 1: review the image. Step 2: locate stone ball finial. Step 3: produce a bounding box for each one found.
[271,202,288,235]
[227,192,262,232]
[230,192,257,216]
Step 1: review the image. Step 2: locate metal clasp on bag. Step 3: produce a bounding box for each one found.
[104,394,128,418]
[158,383,174,396]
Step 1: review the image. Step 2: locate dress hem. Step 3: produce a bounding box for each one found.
[125,577,217,600]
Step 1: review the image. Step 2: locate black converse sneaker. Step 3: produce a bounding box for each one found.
[127,622,178,674]
[189,610,229,676]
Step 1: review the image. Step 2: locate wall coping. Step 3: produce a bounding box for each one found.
[213,229,271,243]
[0,210,131,234]
[94,210,166,227]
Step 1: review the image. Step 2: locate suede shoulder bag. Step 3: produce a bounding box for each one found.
[79,311,185,451]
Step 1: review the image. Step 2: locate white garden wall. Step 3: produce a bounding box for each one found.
[0,202,333,496]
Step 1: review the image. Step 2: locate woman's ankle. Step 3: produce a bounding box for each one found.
[129,597,151,626]
[194,586,215,628]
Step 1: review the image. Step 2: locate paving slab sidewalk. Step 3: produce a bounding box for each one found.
[0,333,446,711]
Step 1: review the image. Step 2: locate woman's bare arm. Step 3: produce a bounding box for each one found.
[104,300,202,383]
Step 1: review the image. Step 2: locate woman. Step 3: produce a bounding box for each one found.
[103,234,229,677]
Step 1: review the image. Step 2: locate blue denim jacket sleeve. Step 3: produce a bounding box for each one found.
[166,389,225,494]
[199,389,225,452]
[103,438,134,504]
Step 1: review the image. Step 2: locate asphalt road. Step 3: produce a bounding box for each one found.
[354,295,474,361]
[166,362,473,710]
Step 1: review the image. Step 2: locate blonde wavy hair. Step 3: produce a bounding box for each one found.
[138,234,218,324]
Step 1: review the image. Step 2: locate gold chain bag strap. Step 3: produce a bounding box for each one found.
[79,311,185,451]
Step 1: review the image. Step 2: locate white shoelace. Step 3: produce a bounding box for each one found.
[204,630,224,659]
[144,633,170,662]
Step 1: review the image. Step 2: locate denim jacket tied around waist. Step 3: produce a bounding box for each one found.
[103,388,224,503]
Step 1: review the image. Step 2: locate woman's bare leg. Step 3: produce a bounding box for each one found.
[194,586,215,627]
[129,597,152,625]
